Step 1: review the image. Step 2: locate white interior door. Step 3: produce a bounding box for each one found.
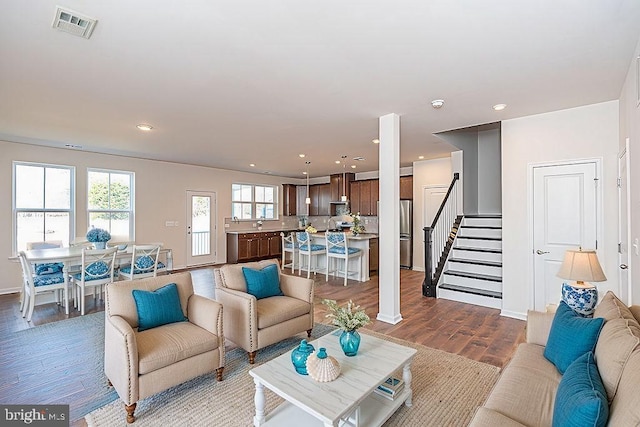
[187,191,217,266]
[618,140,631,304]
[532,161,599,311]
[423,185,448,232]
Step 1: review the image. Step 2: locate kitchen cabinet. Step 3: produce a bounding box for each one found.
[227,231,282,263]
[297,186,308,216]
[348,179,378,216]
[330,173,355,201]
[369,237,379,272]
[282,184,297,216]
[318,183,331,216]
[309,185,320,216]
[400,175,413,200]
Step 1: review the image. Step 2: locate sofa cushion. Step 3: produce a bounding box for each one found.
[242,264,284,299]
[132,283,187,331]
[484,343,561,427]
[594,291,636,322]
[544,301,604,374]
[256,296,312,329]
[608,347,640,426]
[470,407,528,427]
[594,317,640,402]
[553,351,608,427]
[136,321,218,374]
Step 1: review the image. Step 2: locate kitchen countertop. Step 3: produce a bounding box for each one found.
[226,229,378,239]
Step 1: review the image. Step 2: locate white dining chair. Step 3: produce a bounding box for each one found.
[24,240,66,307]
[296,231,326,279]
[325,232,362,286]
[281,232,298,273]
[70,247,118,315]
[118,244,165,280]
[18,251,68,322]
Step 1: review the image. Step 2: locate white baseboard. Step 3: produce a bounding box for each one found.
[500,309,527,320]
[0,287,21,295]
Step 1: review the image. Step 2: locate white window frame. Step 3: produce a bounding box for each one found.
[231,183,279,220]
[87,168,135,240]
[12,161,75,253]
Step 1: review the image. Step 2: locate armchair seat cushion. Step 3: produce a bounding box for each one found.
[257,296,313,329]
[137,321,219,375]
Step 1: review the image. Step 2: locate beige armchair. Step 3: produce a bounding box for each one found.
[105,272,224,423]
[215,259,314,364]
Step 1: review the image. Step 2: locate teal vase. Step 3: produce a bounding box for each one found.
[339,329,361,357]
[291,339,315,375]
[94,241,106,249]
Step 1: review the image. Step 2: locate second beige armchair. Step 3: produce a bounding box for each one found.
[215,259,314,364]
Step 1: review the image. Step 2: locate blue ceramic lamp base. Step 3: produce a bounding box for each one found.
[561,282,598,316]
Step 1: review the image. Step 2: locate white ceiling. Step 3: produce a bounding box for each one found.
[1,1,639,178]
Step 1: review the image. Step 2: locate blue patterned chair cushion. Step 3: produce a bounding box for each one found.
[73,261,110,281]
[299,244,325,252]
[33,272,65,287]
[328,247,361,255]
[283,243,297,249]
[327,233,345,244]
[120,261,165,275]
[35,262,64,275]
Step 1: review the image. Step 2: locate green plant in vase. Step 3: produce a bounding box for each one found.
[323,299,370,356]
[350,212,365,235]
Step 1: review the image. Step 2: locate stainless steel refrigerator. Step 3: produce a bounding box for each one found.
[400,200,412,269]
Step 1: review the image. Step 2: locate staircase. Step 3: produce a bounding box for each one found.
[437,215,502,309]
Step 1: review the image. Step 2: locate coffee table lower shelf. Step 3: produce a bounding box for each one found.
[259,389,411,427]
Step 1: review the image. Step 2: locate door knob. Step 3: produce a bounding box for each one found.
[536,250,550,255]
[620,264,628,270]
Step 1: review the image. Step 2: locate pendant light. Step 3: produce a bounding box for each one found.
[340,155,348,202]
[305,161,311,215]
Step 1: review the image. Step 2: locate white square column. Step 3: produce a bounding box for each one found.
[377,113,402,324]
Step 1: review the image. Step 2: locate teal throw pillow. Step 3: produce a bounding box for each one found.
[553,351,608,427]
[132,283,187,332]
[544,301,604,374]
[242,264,284,300]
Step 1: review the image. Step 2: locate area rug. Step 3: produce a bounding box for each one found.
[86,327,500,426]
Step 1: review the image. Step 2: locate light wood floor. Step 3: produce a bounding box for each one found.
[0,267,525,425]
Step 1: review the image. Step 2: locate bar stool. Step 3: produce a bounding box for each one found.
[296,231,326,279]
[325,232,362,286]
[281,232,298,273]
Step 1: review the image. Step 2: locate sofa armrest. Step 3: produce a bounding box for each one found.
[526,310,555,346]
[280,274,314,303]
[104,314,139,405]
[188,294,223,338]
[629,305,640,323]
[215,287,258,352]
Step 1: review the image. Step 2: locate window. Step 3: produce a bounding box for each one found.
[231,183,277,220]
[87,169,134,240]
[13,162,74,252]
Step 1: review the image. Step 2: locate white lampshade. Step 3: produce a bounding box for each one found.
[557,249,607,286]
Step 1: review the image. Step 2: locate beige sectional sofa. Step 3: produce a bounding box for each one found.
[470,291,640,426]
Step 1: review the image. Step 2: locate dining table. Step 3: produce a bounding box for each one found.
[16,245,173,293]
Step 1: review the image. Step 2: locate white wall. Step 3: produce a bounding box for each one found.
[618,36,640,304]
[477,128,502,214]
[501,101,620,318]
[0,140,298,294]
[412,157,453,271]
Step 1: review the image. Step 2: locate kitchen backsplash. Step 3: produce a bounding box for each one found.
[224,215,379,233]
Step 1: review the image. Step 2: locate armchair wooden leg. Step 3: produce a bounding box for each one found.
[125,403,136,424]
[248,351,257,364]
[216,367,224,381]
[306,329,312,338]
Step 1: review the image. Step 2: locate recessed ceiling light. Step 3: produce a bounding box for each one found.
[493,104,507,111]
[431,99,445,109]
[303,171,308,175]
[136,123,153,131]
[351,165,357,169]
[249,163,255,167]
[372,139,380,144]
[335,160,341,164]
[298,154,305,158]
[418,155,424,160]
[353,157,365,161]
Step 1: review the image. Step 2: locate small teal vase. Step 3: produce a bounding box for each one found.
[339,329,361,357]
[94,241,107,249]
[291,339,315,375]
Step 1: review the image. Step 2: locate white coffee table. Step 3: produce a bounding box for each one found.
[249,330,417,427]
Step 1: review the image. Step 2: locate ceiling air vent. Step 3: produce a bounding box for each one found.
[52,6,97,39]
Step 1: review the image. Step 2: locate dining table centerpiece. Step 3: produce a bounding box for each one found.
[86,227,111,249]
[323,299,370,356]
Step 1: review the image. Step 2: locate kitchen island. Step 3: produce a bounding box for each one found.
[308,232,376,282]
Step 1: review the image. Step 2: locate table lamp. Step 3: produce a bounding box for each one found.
[556,248,607,316]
